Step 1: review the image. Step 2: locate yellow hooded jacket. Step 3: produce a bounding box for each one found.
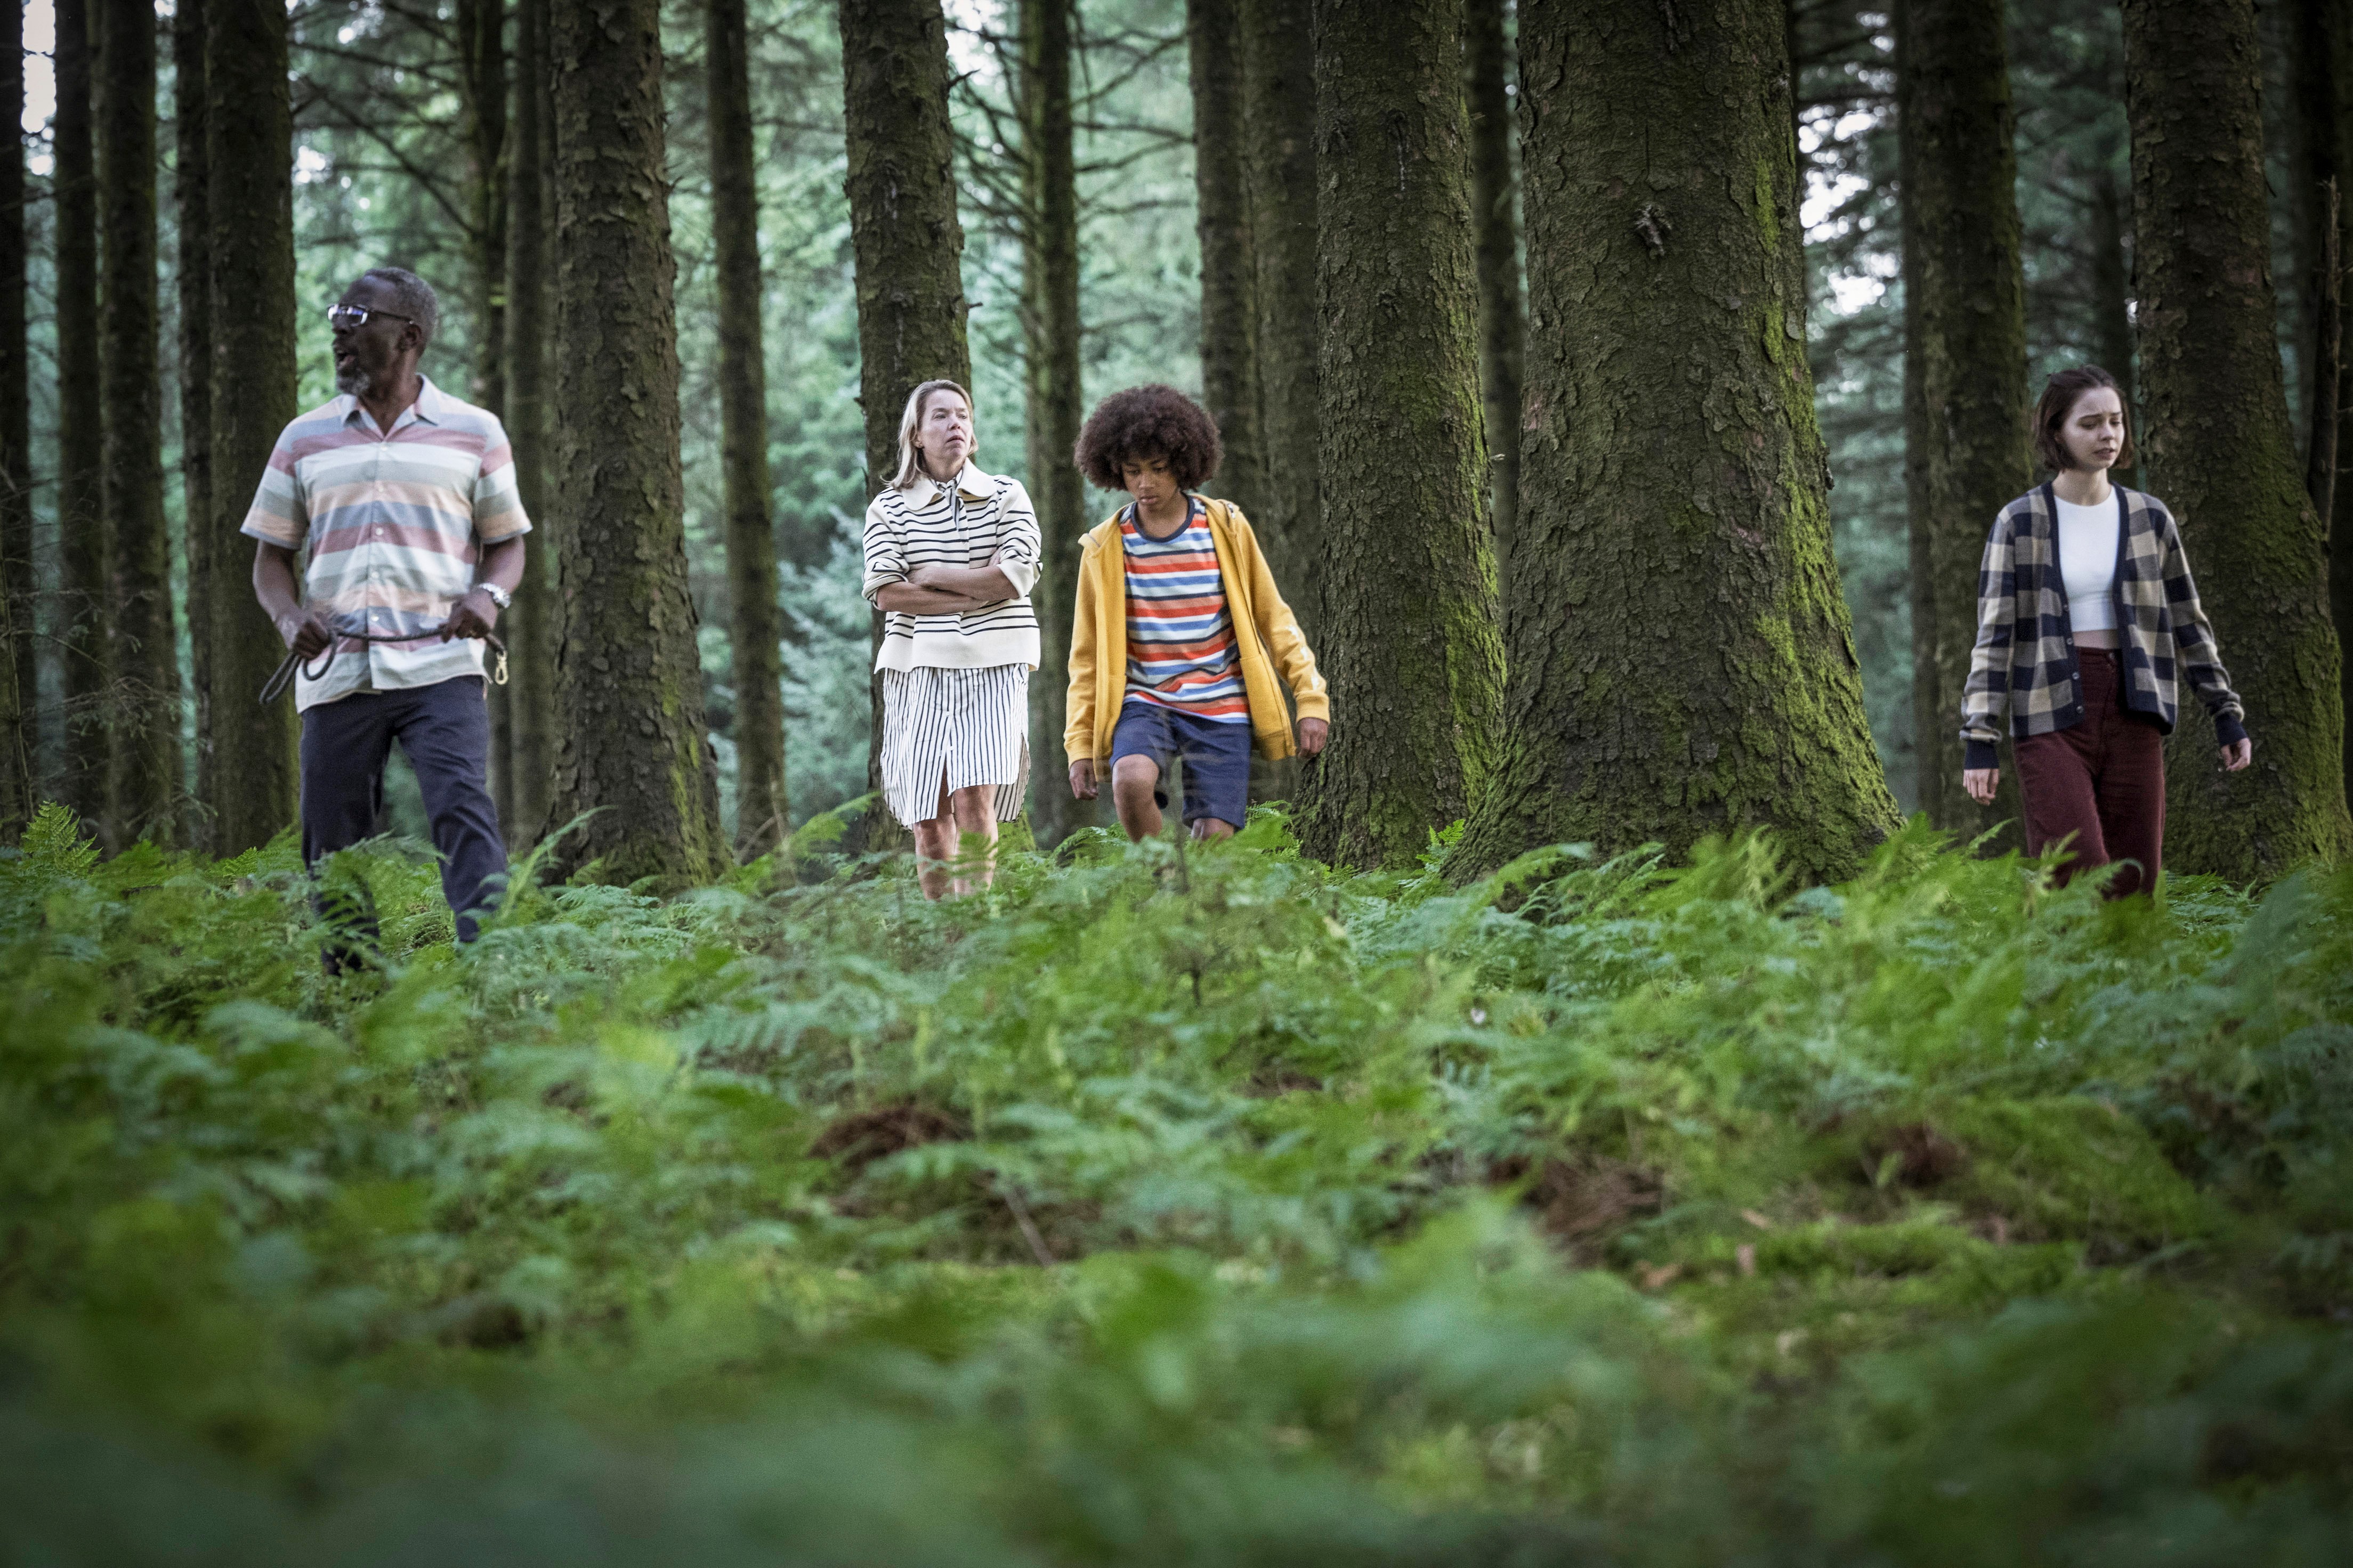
[1064,497,1329,766]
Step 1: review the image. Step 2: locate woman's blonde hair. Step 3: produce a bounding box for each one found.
[890,379,975,490]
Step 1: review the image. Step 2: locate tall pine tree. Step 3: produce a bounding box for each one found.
[55,0,106,834]
[1187,0,1265,527]
[0,0,30,810]
[1239,0,1317,630]
[504,0,555,844]
[175,0,214,847]
[1463,0,1524,589]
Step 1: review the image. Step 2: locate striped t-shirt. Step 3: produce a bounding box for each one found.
[239,377,530,712]
[1120,496,1248,722]
[861,463,1042,672]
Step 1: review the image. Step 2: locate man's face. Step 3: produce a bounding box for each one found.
[331,277,415,396]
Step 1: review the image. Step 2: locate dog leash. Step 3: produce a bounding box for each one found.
[260,625,510,706]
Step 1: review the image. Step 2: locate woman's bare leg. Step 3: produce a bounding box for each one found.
[911,773,957,899]
[945,783,1000,893]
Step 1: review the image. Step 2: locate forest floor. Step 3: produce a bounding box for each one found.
[3,804,2349,1565]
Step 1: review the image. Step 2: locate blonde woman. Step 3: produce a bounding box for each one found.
[861,380,1041,897]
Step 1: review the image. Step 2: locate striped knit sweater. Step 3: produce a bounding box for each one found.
[860,463,1041,672]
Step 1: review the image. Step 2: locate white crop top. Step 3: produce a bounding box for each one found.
[2054,493,2118,634]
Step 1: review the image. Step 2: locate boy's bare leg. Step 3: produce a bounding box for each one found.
[1111,755,1164,841]
[945,784,1000,894]
[911,774,957,899]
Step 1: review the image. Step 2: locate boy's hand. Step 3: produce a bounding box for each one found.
[1297,718,1329,757]
[1069,758,1098,800]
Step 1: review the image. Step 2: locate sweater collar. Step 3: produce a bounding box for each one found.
[903,461,999,507]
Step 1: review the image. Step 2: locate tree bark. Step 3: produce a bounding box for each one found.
[504,0,555,845]
[205,0,301,855]
[1295,0,1503,870]
[2121,0,2351,875]
[1900,0,2031,842]
[1238,0,1319,631]
[1022,0,1086,848]
[709,0,788,856]
[543,0,725,887]
[1462,0,1524,594]
[175,0,214,849]
[1451,0,1901,883]
[0,0,30,823]
[457,0,511,825]
[99,0,179,846]
[1897,0,1931,819]
[2087,160,2138,462]
[838,0,969,852]
[2315,0,2353,803]
[1187,0,1265,527]
[55,0,107,835]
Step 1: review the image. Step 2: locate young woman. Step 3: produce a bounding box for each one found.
[1958,365,2252,896]
[860,380,1041,897]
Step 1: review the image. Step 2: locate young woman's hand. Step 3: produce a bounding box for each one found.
[2220,736,2253,771]
[1068,758,1098,800]
[1297,718,1329,757]
[1962,767,1999,806]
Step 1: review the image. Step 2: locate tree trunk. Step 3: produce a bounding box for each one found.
[1897,0,1931,820]
[458,0,511,825]
[1462,0,1523,593]
[205,0,303,854]
[2088,159,2138,473]
[2121,0,2352,875]
[2318,0,2353,802]
[1022,0,1086,849]
[504,0,554,845]
[1187,0,1265,527]
[0,0,30,822]
[175,0,213,849]
[543,0,726,888]
[55,0,107,836]
[1900,0,2031,842]
[1238,0,1319,631]
[99,0,178,846]
[1450,0,1902,884]
[838,0,969,853]
[1295,0,1502,870]
[709,0,787,856]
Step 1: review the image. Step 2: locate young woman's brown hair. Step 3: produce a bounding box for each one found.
[2032,365,2136,475]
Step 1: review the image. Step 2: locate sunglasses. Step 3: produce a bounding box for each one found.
[327,303,417,330]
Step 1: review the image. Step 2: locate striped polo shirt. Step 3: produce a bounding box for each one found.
[239,377,530,712]
[1119,495,1248,722]
[861,462,1042,671]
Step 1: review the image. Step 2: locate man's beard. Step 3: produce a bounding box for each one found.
[336,360,374,396]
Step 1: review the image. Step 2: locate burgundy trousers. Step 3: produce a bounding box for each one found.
[2013,648,2165,897]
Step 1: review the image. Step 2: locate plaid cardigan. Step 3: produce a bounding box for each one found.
[1959,483,2246,770]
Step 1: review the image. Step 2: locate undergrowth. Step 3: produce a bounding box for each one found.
[2,802,2348,1565]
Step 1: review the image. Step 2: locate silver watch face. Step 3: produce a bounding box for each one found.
[482,584,511,609]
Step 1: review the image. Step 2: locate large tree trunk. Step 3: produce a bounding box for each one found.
[709,0,787,857]
[1187,0,1265,527]
[99,0,179,846]
[1296,0,1503,870]
[0,0,30,820]
[1022,0,1086,849]
[458,0,511,825]
[544,0,725,886]
[1899,0,2030,842]
[2291,0,2352,800]
[838,0,969,853]
[1462,0,1523,593]
[175,0,213,849]
[205,0,301,855]
[1238,0,1318,631]
[504,0,555,845]
[2121,0,2352,875]
[1451,0,1901,883]
[1897,0,1931,820]
[55,0,107,836]
[2087,160,2138,464]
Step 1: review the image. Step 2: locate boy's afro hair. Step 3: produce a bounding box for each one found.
[1073,384,1222,492]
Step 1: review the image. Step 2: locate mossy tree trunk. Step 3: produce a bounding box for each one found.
[175,0,214,848]
[55,0,107,834]
[1899,0,2030,843]
[1238,0,1318,630]
[1187,0,1265,527]
[709,0,788,857]
[838,0,969,852]
[99,0,179,846]
[0,0,30,823]
[1022,0,1086,848]
[2291,0,2353,799]
[504,0,555,846]
[1462,0,1524,593]
[1450,0,1901,884]
[1896,0,1930,816]
[458,0,511,824]
[1296,0,1503,870]
[2121,0,2352,874]
[205,0,301,854]
[544,0,726,887]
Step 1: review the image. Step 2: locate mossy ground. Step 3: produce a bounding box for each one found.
[2,804,2348,1563]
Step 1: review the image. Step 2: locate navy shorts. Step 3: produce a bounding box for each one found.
[1109,701,1254,828]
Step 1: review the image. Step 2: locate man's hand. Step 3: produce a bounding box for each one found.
[441,588,501,641]
[2220,736,2253,771]
[1962,767,1999,806]
[276,604,333,659]
[1297,717,1329,757]
[1069,757,1098,800]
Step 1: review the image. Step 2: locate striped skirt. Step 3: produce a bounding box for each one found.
[879,663,1031,827]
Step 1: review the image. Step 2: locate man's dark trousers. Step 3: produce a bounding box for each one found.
[301,676,506,951]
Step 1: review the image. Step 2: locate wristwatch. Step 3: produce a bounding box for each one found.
[478,582,512,611]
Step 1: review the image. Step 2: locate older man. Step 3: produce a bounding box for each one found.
[245,267,530,960]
